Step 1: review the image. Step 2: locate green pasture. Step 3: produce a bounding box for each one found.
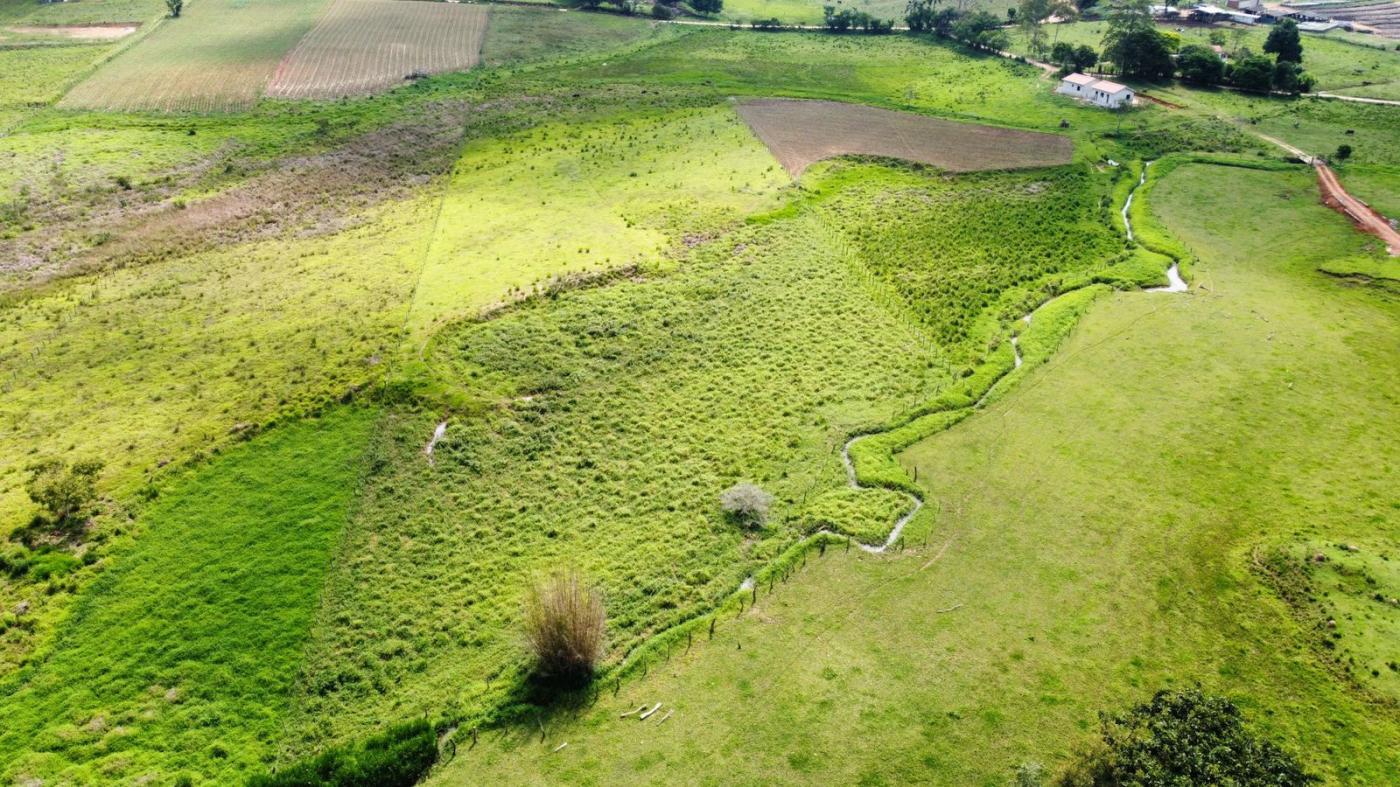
[0,0,163,25]
[0,44,110,108]
[0,15,1395,785]
[60,0,326,111]
[408,104,789,340]
[435,161,1400,786]
[0,408,377,785]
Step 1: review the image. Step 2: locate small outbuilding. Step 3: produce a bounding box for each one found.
[1056,73,1135,109]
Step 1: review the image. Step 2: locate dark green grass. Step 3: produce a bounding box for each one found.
[433,163,1400,787]
[0,408,377,785]
[803,164,1125,364]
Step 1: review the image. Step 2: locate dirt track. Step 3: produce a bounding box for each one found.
[1315,161,1400,256]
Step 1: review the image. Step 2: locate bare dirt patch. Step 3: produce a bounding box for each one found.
[266,0,488,100]
[8,23,139,40]
[734,98,1073,178]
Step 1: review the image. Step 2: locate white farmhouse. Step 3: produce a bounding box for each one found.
[1056,73,1135,109]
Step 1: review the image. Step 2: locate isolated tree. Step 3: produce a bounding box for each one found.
[25,459,102,526]
[523,570,607,683]
[1271,58,1312,93]
[719,482,774,527]
[1072,44,1098,71]
[165,0,183,17]
[1050,40,1075,66]
[1101,0,1154,51]
[1264,18,1304,63]
[1057,689,1317,786]
[690,0,723,14]
[1017,0,1054,57]
[1229,53,1276,92]
[1108,28,1173,79]
[1335,143,1352,160]
[1177,43,1224,85]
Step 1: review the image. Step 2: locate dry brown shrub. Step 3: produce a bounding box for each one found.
[523,569,606,682]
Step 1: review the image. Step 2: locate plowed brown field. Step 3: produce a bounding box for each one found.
[266,0,487,100]
[735,98,1073,177]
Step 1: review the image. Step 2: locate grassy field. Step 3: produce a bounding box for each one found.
[0,0,163,25]
[0,409,377,785]
[2,17,1396,786]
[283,157,1148,756]
[61,0,327,111]
[0,44,110,107]
[720,0,1016,25]
[433,161,1400,786]
[406,104,789,339]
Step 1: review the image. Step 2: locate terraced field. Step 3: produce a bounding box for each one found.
[60,0,327,111]
[267,0,488,100]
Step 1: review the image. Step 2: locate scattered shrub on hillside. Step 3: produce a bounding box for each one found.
[166,0,183,17]
[1055,688,1317,786]
[248,720,437,787]
[1335,144,1352,161]
[524,570,607,683]
[24,459,103,527]
[719,482,774,528]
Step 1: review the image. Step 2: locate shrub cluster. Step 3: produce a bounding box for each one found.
[247,720,438,787]
[523,570,608,682]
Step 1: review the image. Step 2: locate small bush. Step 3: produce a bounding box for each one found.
[25,459,103,526]
[248,719,437,787]
[1335,144,1352,161]
[719,482,773,527]
[524,570,607,683]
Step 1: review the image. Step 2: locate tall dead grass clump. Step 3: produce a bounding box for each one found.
[523,570,606,683]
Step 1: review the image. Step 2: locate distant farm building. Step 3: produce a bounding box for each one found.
[1056,73,1135,108]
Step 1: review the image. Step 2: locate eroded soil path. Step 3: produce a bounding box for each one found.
[1315,161,1400,256]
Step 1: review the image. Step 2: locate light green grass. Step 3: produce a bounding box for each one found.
[433,162,1400,787]
[0,408,377,785]
[1334,162,1400,219]
[1259,540,1400,703]
[0,0,163,25]
[0,44,110,107]
[60,0,327,111]
[0,196,430,545]
[1319,254,1400,283]
[407,104,789,339]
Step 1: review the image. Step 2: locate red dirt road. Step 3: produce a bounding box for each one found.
[1315,161,1400,256]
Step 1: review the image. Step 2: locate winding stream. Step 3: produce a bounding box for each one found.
[834,161,1179,553]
